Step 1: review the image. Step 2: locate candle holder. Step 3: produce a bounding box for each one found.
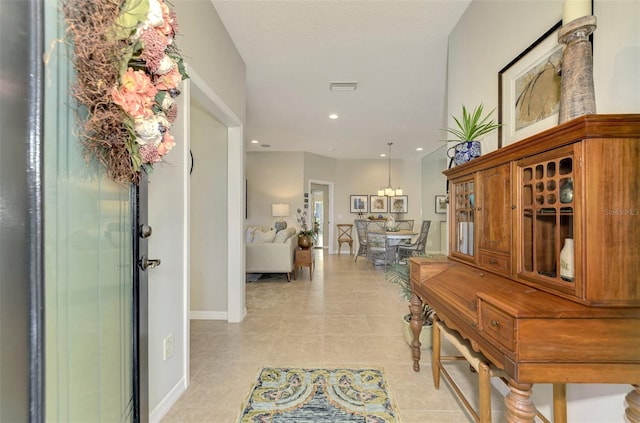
[557,15,597,123]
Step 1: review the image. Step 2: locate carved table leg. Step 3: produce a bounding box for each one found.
[625,384,640,423]
[409,292,424,372]
[505,381,536,423]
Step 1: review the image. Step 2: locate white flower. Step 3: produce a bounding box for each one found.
[156,55,176,75]
[155,91,175,111]
[146,0,164,28]
[134,116,163,146]
[155,112,170,131]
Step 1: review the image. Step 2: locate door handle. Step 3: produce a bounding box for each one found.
[139,224,153,238]
[139,256,161,270]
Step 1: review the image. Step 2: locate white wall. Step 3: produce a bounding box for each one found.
[190,101,228,316]
[447,0,639,158]
[246,152,305,228]
[334,158,423,249]
[148,0,246,421]
[420,145,448,254]
[446,1,640,420]
[247,151,433,252]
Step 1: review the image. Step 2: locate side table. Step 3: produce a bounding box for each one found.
[294,247,315,281]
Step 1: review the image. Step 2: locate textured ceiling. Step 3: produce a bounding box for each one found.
[212,1,471,160]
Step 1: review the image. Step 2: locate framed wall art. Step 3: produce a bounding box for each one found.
[435,195,448,214]
[369,195,388,213]
[498,21,563,148]
[389,195,408,214]
[349,195,368,214]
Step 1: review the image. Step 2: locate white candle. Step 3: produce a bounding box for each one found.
[563,0,592,24]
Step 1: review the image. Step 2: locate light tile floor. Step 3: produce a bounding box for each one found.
[162,251,506,422]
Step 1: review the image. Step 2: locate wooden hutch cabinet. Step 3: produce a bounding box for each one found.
[409,115,640,422]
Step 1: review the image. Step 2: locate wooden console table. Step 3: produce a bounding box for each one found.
[409,115,640,423]
[294,247,315,281]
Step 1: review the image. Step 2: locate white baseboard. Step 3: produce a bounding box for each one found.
[149,376,187,423]
[190,310,228,320]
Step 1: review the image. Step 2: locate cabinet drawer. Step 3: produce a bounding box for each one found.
[296,249,312,261]
[479,301,515,352]
[478,251,510,273]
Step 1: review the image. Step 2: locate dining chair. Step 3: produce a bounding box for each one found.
[396,219,414,230]
[354,220,369,262]
[336,224,354,256]
[397,220,431,263]
[365,229,393,270]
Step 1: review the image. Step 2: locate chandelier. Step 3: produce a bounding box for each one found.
[378,142,403,196]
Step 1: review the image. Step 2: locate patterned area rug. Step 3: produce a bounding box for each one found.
[237,367,400,422]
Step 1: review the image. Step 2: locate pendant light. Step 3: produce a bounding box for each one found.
[378,142,402,196]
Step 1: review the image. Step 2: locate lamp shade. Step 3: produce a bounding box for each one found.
[272,203,290,217]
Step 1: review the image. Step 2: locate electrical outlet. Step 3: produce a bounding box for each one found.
[163,334,174,361]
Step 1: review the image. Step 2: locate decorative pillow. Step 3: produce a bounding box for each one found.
[245,226,258,243]
[253,228,276,243]
[274,227,296,243]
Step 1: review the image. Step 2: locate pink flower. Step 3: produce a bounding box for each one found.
[154,67,182,91]
[157,131,175,156]
[112,68,158,119]
[166,103,178,123]
[140,28,169,74]
[169,10,179,35]
[139,144,162,164]
[158,1,175,36]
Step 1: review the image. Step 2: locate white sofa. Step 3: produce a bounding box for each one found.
[245,226,298,282]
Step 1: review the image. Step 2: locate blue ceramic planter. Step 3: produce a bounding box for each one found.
[451,141,481,165]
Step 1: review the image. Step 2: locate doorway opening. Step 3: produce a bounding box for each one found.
[309,181,334,253]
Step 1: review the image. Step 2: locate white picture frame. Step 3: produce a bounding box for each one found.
[389,195,408,214]
[350,195,369,214]
[369,195,388,213]
[498,21,563,147]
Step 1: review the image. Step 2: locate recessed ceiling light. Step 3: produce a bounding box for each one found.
[416,147,424,151]
[380,153,387,157]
[329,114,339,119]
[251,139,259,144]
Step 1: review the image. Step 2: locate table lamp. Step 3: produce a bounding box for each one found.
[272,203,290,231]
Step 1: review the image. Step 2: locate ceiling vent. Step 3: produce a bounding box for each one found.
[329,82,358,92]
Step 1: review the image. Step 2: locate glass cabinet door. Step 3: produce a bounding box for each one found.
[519,146,576,291]
[452,178,475,259]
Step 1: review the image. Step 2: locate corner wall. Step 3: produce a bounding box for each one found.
[148,1,246,420]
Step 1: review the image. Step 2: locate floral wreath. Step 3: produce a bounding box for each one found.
[64,0,189,184]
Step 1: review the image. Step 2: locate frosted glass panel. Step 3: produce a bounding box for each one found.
[44,2,134,421]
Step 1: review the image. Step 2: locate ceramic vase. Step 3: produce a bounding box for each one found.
[452,141,482,165]
[560,238,575,282]
[298,234,312,249]
[560,177,574,203]
[402,314,432,350]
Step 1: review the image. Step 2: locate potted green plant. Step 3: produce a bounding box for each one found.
[296,208,314,248]
[385,260,434,349]
[445,104,501,165]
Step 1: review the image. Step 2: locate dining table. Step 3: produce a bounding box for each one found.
[384,229,417,245]
[384,229,417,263]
